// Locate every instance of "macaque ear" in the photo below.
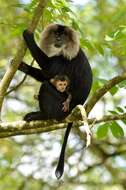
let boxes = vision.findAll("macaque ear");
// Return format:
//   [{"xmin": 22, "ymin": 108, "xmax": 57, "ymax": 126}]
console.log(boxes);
[{"xmin": 50, "ymin": 78, "xmax": 55, "ymax": 84}]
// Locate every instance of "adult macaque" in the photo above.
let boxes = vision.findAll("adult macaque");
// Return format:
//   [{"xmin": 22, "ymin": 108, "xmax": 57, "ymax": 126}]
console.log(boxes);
[{"xmin": 18, "ymin": 24, "xmax": 92, "ymax": 179}]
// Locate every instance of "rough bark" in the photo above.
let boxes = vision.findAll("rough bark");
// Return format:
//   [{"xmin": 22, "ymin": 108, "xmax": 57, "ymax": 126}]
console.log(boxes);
[{"xmin": 0, "ymin": 105, "xmax": 126, "ymax": 138}]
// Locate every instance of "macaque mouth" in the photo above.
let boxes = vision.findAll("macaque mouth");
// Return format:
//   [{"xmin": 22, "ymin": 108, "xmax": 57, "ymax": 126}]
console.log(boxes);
[{"xmin": 54, "ymin": 43, "xmax": 62, "ymax": 48}]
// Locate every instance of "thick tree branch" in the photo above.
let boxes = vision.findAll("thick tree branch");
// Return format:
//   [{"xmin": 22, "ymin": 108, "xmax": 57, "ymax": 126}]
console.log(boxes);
[
  {"xmin": 0, "ymin": 0, "xmax": 48, "ymax": 118},
  {"xmin": 0, "ymin": 105, "xmax": 125, "ymax": 138},
  {"xmin": 85, "ymin": 72, "xmax": 126, "ymax": 114}
]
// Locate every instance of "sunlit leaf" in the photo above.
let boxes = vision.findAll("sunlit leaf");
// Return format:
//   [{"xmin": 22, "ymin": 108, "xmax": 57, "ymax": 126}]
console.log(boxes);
[
  {"xmin": 95, "ymin": 43, "xmax": 104, "ymax": 55},
  {"xmin": 110, "ymin": 122, "xmax": 124, "ymax": 138},
  {"xmin": 97, "ymin": 124, "xmax": 109, "ymax": 139},
  {"xmin": 109, "ymin": 86, "xmax": 119, "ymax": 95},
  {"xmin": 109, "ymin": 110, "xmax": 118, "ymax": 115},
  {"xmin": 105, "ymin": 35, "xmax": 114, "ymax": 41},
  {"xmin": 80, "ymin": 38, "xmax": 94, "ymax": 50},
  {"xmin": 118, "ymin": 80, "xmax": 126, "ymax": 88}
]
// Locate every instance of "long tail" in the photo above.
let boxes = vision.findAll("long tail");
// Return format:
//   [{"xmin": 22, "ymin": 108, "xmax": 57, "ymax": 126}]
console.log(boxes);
[{"xmin": 55, "ymin": 122, "xmax": 73, "ymax": 179}]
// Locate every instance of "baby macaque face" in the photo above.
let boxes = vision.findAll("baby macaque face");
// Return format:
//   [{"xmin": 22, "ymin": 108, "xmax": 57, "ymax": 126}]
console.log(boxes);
[{"xmin": 56, "ymin": 80, "xmax": 68, "ymax": 92}]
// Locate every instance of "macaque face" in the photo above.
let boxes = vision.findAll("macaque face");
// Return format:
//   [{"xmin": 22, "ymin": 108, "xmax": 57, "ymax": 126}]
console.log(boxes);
[
  {"xmin": 46, "ymin": 25, "xmax": 70, "ymax": 48},
  {"xmin": 56, "ymin": 80, "xmax": 68, "ymax": 92},
  {"xmin": 40, "ymin": 23, "xmax": 80, "ymax": 59}
]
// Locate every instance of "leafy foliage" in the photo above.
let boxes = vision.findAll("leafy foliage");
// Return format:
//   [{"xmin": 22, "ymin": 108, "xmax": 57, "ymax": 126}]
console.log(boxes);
[{"xmin": 97, "ymin": 121, "xmax": 124, "ymax": 139}]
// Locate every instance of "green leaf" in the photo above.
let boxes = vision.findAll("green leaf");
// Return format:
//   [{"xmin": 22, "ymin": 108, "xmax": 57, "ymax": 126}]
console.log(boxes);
[
  {"xmin": 116, "ymin": 107, "xmax": 124, "ymax": 113},
  {"xmin": 109, "ymin": 86, "xmax": 118, "ymax": 95},
  {"xmin": 80, "ymin": 39, "xmax": 94, "ymax": 51},
  {"xmin": 98, "ymin": 78, "xmax": 107, "ymax": 85},
  {"xmin": 118, "ymin": 80, "xmax": 126, "ymax": 88},
  {"xmin": 97, "ymin": 124, "xmax": 109, "ymax": 139},
  {"xmin": 109, "ymin": 110, "xmax": 118, "ymax": 115},
  {"xmin": 105, "ymin": 35, "xmax": 114, "ymax": 41},
  {"xmin": 122, "ymin": 120, "xmax": 126, "ymax": 125},
  {"xmin": 62, "ymin": 6, "xmax": 72, "ymax": 13},
  {"xmin": 72, "ymin": 20, "xmax": 80, "ymax": 31},
  {"xmin": 110, "ymin": 122, "xmax": 124, "ymax": 138},
  {"xmin": 95, "ymin": 43, "xmax": 104, "ymax": 55}
]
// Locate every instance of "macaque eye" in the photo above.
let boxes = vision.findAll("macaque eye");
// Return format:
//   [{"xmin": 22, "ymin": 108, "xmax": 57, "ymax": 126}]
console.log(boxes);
[
  {"xmin": 49, "ymin": 29, "xmax": 55, "ymax": 35},
  {"xmin": 58, "ymin": 83, "xmax": 62, "ymax": 86},
  {"xmin": 54, "ymin": 31, "xmax": 58, "ymax": 35},
  {"xmin": 49, "ymin": 30, "xmax": 58, "ymax": 38},
  {"xmin": 63, "ymin": 31, "xmax": 68, "ymax": 36},
  {"xmin": 54, "ymin": 30, "xmax": 60, "ymax": 36},
  {"xmin": 63, "ymin": 81, "xmax": 68, "ymax": 86},
  {"xmin": 63, "ymin": 83, "xmax": 67, "ymax": 86}
]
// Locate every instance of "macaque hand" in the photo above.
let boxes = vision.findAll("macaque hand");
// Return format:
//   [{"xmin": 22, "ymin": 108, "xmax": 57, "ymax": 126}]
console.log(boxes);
[
  {"xmin": 62, "ymin": 101, "xmax": 70, "ymax": 112},
  {"xmin": 23, "ymin": 29, "xmax": 33, "ymax": 38},
  {"xmin": 18, "ymin": 62, "xmax": 29, "ymax": 73}
]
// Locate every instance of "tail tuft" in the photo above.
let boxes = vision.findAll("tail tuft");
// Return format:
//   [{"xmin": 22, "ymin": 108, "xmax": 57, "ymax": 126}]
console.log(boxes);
[{"xmin": 55, "ymin": 123, "xmax": 72, "ymax": 179}]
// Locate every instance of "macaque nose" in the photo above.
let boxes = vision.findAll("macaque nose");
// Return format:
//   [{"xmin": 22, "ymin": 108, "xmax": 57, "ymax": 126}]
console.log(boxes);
[
  {"xmin": 55, "ymin": 39, "xmax": 63, "ymax": 48},
  {"xmin": 56, "ymin": 36, "xmax": 61, "ymax": 41},
  {"xmin": 55, "ymin": 43, "xmax": 62, "ymax": 48}
]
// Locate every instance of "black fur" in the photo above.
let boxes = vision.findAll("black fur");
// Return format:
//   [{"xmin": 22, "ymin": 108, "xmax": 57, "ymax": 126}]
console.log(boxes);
[{"xmin": 19, "ymin": 28, "xmax": 92, "ymax": 178}]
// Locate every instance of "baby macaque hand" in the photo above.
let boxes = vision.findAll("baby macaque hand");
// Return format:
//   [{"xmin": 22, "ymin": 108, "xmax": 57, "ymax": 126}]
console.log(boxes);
[{"xmin": 62, "ymin": 101, "xmax": 70, "ymax": 112}]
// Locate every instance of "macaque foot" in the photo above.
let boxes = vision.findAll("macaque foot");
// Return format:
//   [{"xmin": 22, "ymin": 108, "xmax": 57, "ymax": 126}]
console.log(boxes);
[
  {"xmin": 23, "ymin": 111, "xmax": 45, "ymax": 121},
  {"xmin": 18, "ymin": 62, "xmax": 29, "ymax": 73}
]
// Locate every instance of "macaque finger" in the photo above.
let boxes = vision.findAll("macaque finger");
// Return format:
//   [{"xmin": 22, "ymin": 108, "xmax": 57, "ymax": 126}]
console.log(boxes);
[{"xmin": 62, "ymin": 102, "xmax": 69, "ymax": 112}]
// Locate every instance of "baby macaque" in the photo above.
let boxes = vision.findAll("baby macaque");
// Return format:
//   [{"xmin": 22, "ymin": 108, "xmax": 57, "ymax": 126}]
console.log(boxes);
[{"xmin": 50, "ymin": 75, "xmax": 72, "ymax": 112}]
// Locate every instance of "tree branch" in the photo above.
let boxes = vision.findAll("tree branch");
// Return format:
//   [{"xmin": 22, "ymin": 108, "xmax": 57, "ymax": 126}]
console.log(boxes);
[
  {"xmin": 89, "ymin": 113, "xmax": 126, "ymax": 125},
  {"xmin": 0, "ymin": 0, "xmax": 48, "ymax": 118},
  {"xmin": 0, "ymin": 105, "xmax": 125, "ymax": 138},
  {"xmin": 85, "ymin": 72, "xmax": 126, "ymax": 114}
]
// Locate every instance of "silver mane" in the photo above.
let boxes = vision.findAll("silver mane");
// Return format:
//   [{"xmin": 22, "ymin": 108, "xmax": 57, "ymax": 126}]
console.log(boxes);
[{"xmin": 40, "ymin": 24, "xmax": 80, "ymax": 60}]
